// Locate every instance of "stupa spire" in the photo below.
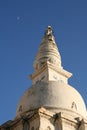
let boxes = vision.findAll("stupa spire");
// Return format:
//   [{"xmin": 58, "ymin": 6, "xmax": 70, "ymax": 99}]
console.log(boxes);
[
  {"xmin": 45, "ymin": 26, "xmax": 52, "ymax": 35},
  {"xmin": 33, "ymin": 26, "xmax": 62, "ymax": 71},
  {"xmin": 30, "ymin": 26, "xmax": 72, "ymax": 84}
]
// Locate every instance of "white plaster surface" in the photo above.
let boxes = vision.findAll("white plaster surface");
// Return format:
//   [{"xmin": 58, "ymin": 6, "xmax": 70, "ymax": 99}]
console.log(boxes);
[{"xmin": 16, "ymin": 81, "xmax": 86, "ymax": 118}]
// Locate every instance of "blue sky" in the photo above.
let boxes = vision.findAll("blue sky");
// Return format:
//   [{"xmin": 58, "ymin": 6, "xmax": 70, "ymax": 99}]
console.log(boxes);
[{"xmin": 0, "ymin": 0, "xmax": 87, "ymax": 125}]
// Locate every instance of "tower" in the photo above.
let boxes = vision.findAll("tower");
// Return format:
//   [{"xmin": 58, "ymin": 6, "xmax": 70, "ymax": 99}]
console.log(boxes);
[{"xmin": 0, "ymin": 26, "xmax": 87, "ymax": 130}]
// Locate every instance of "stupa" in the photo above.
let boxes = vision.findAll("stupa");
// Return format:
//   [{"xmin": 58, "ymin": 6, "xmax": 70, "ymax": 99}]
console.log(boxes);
[{"xmin": 0, "ymin": 26, "xmax": 87, "ymax": 130}]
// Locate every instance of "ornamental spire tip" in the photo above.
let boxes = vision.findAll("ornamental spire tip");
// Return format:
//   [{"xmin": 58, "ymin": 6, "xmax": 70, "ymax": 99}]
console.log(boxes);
[{"xmin": 45, "ymin": 26, "xmax": 53, "ymax": 36}]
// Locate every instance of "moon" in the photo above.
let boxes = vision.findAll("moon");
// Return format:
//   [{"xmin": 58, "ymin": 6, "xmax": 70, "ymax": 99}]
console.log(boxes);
[{"xmin": 17, "ymin": 17, "xmax": 20, "ymax": 20}]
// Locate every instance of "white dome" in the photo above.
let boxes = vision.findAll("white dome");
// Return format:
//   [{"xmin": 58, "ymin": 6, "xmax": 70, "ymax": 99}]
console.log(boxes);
[{"xmin": 16, "ymin": 81, "xmax": 86, "ymax": 118}]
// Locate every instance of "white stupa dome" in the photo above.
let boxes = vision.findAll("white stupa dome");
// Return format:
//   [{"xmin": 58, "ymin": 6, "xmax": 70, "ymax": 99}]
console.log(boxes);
[{"xmin": 16, "ymin": 81, "xmax": 86, "ymax": 118}]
